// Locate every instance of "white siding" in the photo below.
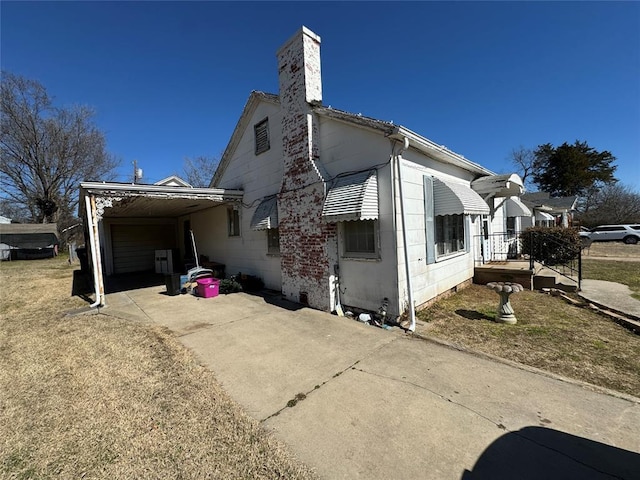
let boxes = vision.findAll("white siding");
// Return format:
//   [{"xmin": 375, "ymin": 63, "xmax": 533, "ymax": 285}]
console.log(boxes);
[
  {"xmin": 193, "ymin": 101, "xmax": 284, "ymax": 290},
  {"xmin": 317, "ymin": 118, "xmax": 399, "ymax": 314},
  {"xmin": 396, "ymin": 160, "xmax": 483, "ymax": 311}
]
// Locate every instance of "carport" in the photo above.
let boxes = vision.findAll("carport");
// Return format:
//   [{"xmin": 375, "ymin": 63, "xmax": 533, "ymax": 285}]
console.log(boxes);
[{"xmin": 79, "ymin": 180, "xmax": 243, "ymax": 307}]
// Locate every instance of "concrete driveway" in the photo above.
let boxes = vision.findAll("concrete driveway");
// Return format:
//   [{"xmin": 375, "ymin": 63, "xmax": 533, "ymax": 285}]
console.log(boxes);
[{"xmin": 102, "ymin": 286, "xmax": 640, "ymax": 479}]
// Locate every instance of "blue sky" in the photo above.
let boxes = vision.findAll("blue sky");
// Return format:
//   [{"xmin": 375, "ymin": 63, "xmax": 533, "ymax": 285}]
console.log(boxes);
[{"xmin": 2, "ymin": 1, "xmax": 639, "ymax": 190}]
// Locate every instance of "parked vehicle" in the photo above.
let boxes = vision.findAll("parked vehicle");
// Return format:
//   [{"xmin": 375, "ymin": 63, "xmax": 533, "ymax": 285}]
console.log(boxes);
[{"xmin": 580, "ymin": 225, "xmax": 640, "ymax": 244}]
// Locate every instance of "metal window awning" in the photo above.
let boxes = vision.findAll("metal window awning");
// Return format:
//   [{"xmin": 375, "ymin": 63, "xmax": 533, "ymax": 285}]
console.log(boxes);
[
  {"xmin": 505, "ymin": 197, "xmax": 532, "ymax": 217},
  {"xmin": 471, "ymin": 173, "xmax": 524, "ymax": 197},
  {"xmin": 322, "ymin": 170, "xmax": 379, "ymax": 223},
  {"xmin": 535, "ymin": 210, "xmax": 554, "ymax": 221},
  {"xmin": 250, "ymin": 196, "xmax": 278, "ymax": 230},
  {"xmin": 433, "ymin": 177, "xmax": 490, "ymax": 216}
]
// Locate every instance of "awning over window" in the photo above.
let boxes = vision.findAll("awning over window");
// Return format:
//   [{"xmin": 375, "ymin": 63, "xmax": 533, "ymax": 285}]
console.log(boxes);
[
  {"xmin": 322, "ymin": 170, "xmax": 378, "ymax": 223},
  {"xmin": 433, "ymin": 177, "xmax": 490, "ymax": 216},
  {"xmin": 505, "ymin": 197, "xmax": 532, "ymax": 217},
  {"xmin": 470, "ymin": 173, "xmax": 524, "ymax": 198},
  {"xmin": 250, "ymin": 197, "xmax": 278, "ymax": 230},
  {"xmin": 535, "ymin": 210, "xmax": 554, "ymax": 221}
]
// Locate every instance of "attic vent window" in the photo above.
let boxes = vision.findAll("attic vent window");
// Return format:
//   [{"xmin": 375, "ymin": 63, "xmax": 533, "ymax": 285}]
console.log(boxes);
[{"xmin": 254, "ymin": 118, "xmax": 270, "ymax": 155}]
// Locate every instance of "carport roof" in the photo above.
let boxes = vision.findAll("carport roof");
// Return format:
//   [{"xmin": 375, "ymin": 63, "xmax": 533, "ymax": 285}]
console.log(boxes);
[{"xmin": 79, "ymin": 182, "xmax": 244, "ymax": 218}]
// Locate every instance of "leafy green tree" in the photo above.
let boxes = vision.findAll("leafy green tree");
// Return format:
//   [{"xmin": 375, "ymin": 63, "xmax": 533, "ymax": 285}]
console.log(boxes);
[{"xmin": 531, "ymin": 141, "xmax": 617, "ymax": 196}]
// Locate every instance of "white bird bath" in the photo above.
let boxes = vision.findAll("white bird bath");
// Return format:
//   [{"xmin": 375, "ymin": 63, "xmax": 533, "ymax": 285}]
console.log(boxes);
[{"xmin": 486, "ymin": 282, "xmax": 524, "ymax": 324}]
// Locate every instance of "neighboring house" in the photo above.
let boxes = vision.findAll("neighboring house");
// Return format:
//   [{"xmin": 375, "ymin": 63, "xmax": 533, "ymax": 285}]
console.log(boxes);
[
  {"xmin": 79, "ymin": 27, "xmax": 525, "ymax": 325},
  {"xmin": 154, "ymin": 175, "xmax": 193, "ymax": 187},
  {"xmin": 521, "ymin": 193, "xmax": 578, "ymax": 228},
  {"xmin": 0, "ymin": 223, "xmax": 59, "ymax": 260}
]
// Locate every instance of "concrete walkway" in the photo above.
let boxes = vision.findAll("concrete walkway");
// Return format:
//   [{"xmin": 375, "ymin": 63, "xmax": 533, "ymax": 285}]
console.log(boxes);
[
  {"xmin": 101, "ymin": 287, "xmax": 640, "ymax": 479},
  {"xmin": 580, "ymin": 279, "xmax": 640, "ymax": 321}
]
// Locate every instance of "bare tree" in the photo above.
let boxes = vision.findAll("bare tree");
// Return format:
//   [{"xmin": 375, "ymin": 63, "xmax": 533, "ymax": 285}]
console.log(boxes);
[
  {"xmin": 578, "ymin": 183, "xmax": 640, "ymax": 226},
  {"xmin": 509, "ymin": 146, "xmax": 535, "ymax": 190},
  {"xmin": 0, "ymin": 72, "xmax": 118, "ymax": 225},
  {"xmin": 182, "ymin": 155, "xmax": 219, "ymax": 188}
]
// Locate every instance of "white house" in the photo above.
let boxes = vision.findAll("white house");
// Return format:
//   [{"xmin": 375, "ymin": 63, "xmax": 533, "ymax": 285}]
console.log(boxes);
[
  {"xmin": 521, "ymin": 193, "xmax": 578, "ymax": 228},
  {"xmin": 80, "ymin": 27, "xmax": 525, "ymax": 328}
]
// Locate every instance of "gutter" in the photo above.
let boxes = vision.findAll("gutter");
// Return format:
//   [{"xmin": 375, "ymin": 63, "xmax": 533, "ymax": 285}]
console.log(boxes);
[
  {"xmin": 80, "ymin": 182, "xmax": 243, "ymax": 199},
  {"xmin": 395, "ymin": 136, "xmax": 416, "ymax": 332},
  {"xmin": 389, "ymin": 127, "xmax": 494, "ymax": 177}
]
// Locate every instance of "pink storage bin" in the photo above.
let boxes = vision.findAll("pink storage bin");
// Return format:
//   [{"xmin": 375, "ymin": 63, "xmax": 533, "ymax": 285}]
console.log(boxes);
[{"xmin": 196, "ymin": 278, "xmax": 220, "ymax": 298}]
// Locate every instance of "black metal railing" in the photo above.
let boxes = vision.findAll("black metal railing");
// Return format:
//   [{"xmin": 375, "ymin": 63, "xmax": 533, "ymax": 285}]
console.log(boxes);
[
  {"xmin": 474, "ymin": 230, "xmax": 582, "ymax": 289},
  {"xmin": 523, "ymin": 230, "xmax": 582, "ymax": 289}
]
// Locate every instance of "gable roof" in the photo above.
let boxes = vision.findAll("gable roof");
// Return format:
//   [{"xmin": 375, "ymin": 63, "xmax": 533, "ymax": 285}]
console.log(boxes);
[
  {"xmin": 211, "ymin": 91, "xmax": 279, "ymax": 187},
  {"xmin": 211, "ymin": 91, "xmax": 494, "ymax": 187},
  {"xmin": 521, "ymin": 193, "xmax": 578, "ymax": 213},
  {"xmin": 155, "ymin": 175, "xmax": 192, "ymax": 187}
]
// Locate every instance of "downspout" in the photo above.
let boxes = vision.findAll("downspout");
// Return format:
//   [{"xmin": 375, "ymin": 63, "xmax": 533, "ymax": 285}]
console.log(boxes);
[
  {"xmin": 395, "ymin": 137, "xmax": 416, "ymax": 332},
  {"xmin": 85, "ymin": 195, "xmax": 104, "ymax": 308}
]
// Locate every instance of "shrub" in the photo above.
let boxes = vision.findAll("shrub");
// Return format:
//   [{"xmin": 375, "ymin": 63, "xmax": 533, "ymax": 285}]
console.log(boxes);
[
  {"xmin": 219, "ymin": 279, "xmax": 243, "ymax": 295},
  {"xmin": 235, "ymin": 273, "xmax": 264, "ymax": 292},
  {"xmin": 519, "ymin": 227, "xmax": 581, "ymax": 266}
]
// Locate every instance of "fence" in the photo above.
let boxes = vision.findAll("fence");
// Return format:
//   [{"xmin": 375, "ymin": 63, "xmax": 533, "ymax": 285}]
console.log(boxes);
[{"xmin": 474, "ymin": 230, "xmax": 582, "ymax": 289}]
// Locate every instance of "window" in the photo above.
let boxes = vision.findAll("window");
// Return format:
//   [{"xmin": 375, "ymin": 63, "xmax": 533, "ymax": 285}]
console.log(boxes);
[
  {"xmin": 267, "ymin": 228, "xmax": 280, "ymax": 254},
  {"xmin": 254, "ymin": 118, "xmax": 270, "ymax": 155},
  {"xmin": 436, "ymin": 215, "xmax": 465, "ymax": 257},
  {"xmin": 343, "ymin": 220, "xmax": 377, "ymax": 257},
  {"xmin": 227, "ymin": 207, "xmax": 240, "ymax": 237},
  {"xmin": 506, "ymin": 217, "xmax": 516, "ymax": 235},
  {"xmin": 593, "ymin": 226, "xmax": 624, "ymax": 232}
]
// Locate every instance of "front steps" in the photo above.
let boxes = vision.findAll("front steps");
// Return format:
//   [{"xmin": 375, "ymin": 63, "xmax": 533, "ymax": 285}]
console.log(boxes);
[{"xmin": 474, "ymin": 262, "xmax": 579, "ymax": 292}]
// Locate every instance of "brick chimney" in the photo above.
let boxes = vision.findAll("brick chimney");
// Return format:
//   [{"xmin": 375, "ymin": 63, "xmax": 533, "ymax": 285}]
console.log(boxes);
[{"xmin": 276, "ymin": 27, "xmax": 337, "ymax": 310}]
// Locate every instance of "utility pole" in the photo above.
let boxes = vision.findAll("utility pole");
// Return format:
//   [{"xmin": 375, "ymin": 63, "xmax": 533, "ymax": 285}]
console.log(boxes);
[{"xmin": 133, "ymin": 160, "xmax": 143, "ymax": 184}]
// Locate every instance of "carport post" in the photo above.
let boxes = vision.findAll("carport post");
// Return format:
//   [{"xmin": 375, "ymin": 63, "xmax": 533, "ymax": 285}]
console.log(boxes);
[{"xmin": 85, "ymin": 195, "xmax": 105, "ymax": 307}]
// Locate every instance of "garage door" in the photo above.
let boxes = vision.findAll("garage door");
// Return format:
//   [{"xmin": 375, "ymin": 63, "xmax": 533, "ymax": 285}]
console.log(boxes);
[{"xmin": 111, "ymin": 224, "xmax": 177, "ymax": 274}]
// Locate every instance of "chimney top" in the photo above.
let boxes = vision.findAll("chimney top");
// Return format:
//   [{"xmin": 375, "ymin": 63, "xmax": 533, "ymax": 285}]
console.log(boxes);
[
  {"xmin": 276, "ymin": 26, "xmax": 321, "ymax": 58},
  {"xmin": 277, "ymin": 26, "xmax": 322, "ymax": 107}
]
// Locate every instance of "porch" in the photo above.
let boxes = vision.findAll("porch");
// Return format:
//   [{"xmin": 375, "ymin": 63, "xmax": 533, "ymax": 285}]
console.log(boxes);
[
  {"xmin": 473, "ymin": 261, "xmax": 579, "ymax": 292},
  {"xmin": 473, "ymin": 232, "xmax": 581, "ymax": 292}
]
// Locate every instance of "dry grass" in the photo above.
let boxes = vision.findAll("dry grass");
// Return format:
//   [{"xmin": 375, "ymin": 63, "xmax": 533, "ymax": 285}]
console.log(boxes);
[
  {"xmin": 417, "ymin": 285, "xmax": 640, "ymax": 397},
  {"xmin": 586, "ymin": 241, "xmax": 640, "ymax": 259},
  {"xmin": 0, "ymin": 256, "xmax": 316, "ymax": 479}
]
